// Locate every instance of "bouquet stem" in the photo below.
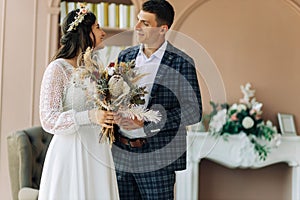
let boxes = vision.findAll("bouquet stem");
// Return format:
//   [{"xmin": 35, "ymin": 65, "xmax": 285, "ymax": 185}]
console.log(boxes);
[{"xmin": 99, "ymin": 126, "xmax": 115, "ymax": 147}]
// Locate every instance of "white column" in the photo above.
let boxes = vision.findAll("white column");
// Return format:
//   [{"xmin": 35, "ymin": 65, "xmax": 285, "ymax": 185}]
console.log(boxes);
[{"xmin": 292, "ymin": 166, "xmax": 300, "ymax": 200}]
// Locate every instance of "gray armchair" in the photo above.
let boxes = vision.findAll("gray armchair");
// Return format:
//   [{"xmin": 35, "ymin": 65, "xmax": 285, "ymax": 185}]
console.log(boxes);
[{"xmin": 7, "ymin": 126, "xmax": 53, "ymax": 200}]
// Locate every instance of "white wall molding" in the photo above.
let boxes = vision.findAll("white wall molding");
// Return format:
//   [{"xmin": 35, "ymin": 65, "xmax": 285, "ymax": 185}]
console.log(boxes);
[
  {"xmin": 29, "ymin": 0, "xmax": 38, "ymax": 126},
  {"xmin": 49, "ymin": 0, "xmax": 60, "ymax": 7},
  {"xmin": 0, "ymin": 0, "xmax": 7, "ymax": 163},
  {"xmin": 45, "ymin": 5, "xmax": 59, "ymax": 66}
]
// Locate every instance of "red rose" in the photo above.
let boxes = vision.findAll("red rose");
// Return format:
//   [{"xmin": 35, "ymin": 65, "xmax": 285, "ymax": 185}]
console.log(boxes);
[{"xmin": 108, "ymin": 62, "xmax": 115, "ymax": 67}]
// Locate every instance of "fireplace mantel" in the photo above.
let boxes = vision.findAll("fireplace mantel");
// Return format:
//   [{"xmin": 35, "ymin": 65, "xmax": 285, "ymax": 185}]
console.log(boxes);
[{"xmin": 175, "ymin": 132, "xmax": 300, "ymax": 200}]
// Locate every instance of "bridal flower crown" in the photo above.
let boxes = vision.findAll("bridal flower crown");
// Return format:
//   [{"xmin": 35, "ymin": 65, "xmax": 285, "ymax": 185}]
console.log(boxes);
[{"xmin": 67, "ymin": 3, "xmax": 89, "ymax": 32}]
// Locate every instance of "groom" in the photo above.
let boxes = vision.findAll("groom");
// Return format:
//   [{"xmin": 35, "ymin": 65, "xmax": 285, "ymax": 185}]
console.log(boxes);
[{"xmin": 112, "ymin": 0, "xmax": 202, "ymax": 199}]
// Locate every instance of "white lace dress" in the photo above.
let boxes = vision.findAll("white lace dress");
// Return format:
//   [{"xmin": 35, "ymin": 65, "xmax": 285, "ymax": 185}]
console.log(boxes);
[{"xmin": 38, "ymin": 58, "xmax": 119, "ymax": 200}]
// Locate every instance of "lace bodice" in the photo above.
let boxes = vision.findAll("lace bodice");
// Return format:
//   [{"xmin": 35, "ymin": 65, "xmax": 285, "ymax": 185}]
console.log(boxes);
[{"xmin": 39, "ymin": 58, "xmax": 91, "ymax": 135}]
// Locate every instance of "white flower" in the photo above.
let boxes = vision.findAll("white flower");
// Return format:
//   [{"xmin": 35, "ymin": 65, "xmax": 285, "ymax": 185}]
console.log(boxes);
[
  {"xmin": 209, "ymin": 109, "xmax": 227, "ymax": 132},
  {"xmin": 266, "ymin": 120, "xmax": 278, "ymax": 133},
  {"xmin": 229, "ymin": 103, "xmax": 237, "ymax": 110},
  {"xmin": 242, "ymin": 116, "xmax": 254, "ymax": 129},
  {"xmin": 240, "ymin": 83, "xmax": 255, "ymax": 104},
  {"xmin": 108, "ymin": 75, "xmax": 129, "ymax": 97},
  {"xmin": 237, "ymin": 104, "xmax": 247, "ymax": 112},
  {"xmin": 106, "ymin": 67, "xmax": 115, "ymax": 76},
  {"xmin": 251, "ymin": 98, "xmax": 263, "ymax": 113},
  {"xmin": 229, "ymin": 103, "xmax": 247, "ymax": 112}
]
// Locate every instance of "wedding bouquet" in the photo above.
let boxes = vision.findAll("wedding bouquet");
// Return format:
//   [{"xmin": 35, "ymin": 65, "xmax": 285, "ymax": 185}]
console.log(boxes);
[
  {"xmin": 208, "ymin": 83, "xmax": 280, "ymax": 160},
  {"xmin": 73, "ymin": 47, "xmax": 161, "ymax": 145}
]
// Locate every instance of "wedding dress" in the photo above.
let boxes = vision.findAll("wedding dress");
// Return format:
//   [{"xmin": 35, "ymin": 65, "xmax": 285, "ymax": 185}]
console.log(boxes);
[{"xmin": 38, "ymin": 58, "xmax": 119, "ymax": 200}]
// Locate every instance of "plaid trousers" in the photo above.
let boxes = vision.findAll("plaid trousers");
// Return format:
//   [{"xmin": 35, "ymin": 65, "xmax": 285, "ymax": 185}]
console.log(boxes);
[
  {"xmin": 112, "ymin": 140, "xmax": 176, "ymax": 200},
  {"xmin": 116, "ymin": 169, "xmax": 175, "ymax": 200}
]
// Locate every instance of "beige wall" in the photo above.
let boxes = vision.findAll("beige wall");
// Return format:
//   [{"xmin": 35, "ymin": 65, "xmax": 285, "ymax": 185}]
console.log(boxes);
[
  {"xmin": 1, "ymin": 0, "xmax": 300, "ymax": 199},
  {"xmin": 171, "ymin": 0, "xmax": 300, "ymax": 132},
  {"xmin": 199, "ymin": 159, "xmax": 292, "ymax": 200}
]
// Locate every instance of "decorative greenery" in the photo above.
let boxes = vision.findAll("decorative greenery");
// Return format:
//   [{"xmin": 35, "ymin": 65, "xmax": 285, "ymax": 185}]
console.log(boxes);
[{"xmin": 208, "ymin": 83, "xmax": 280, "ymax": 160}]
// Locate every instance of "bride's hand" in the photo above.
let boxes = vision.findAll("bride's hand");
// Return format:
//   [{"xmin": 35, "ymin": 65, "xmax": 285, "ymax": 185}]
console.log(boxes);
[{"xmin": 88, "ymin": 110, "xmax": 115, "ymax": 128}]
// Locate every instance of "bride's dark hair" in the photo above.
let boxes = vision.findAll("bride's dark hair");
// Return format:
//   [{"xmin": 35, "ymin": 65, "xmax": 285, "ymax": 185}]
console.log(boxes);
[{"xmin": 52, "ymin": 9, "xmax": 96, "ymax": 60}]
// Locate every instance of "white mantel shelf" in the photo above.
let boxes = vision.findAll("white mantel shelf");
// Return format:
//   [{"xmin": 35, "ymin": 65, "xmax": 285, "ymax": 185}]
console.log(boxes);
[{"xmin": 175, "ymin": 132, "xmax": 300, "ymax": 200}]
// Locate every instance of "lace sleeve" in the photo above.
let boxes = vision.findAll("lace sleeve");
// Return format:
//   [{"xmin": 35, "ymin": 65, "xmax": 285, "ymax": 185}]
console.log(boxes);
[{"xmin": 39, "ymin": 61, "xmax": 91, "ymax": 135}]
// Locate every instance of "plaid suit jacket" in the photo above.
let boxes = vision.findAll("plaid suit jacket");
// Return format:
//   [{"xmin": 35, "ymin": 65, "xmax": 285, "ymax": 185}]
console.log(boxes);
[{"xmin": 113, "ymin": 42, "xmax": 202, "ymax": 173}]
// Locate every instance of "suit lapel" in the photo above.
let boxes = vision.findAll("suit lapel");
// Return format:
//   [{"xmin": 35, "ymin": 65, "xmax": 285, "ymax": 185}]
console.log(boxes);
[
  {"xmin": 149, "ymin": 42, "xmax": 175, "ymax": 103},
  {"xmin": 128, "ymin": 47, "xmax": 139, "ymax": 61}
]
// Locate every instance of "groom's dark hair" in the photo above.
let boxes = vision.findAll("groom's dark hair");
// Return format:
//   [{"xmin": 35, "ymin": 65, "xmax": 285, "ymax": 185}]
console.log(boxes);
[{"xmin": 142, "ymin": 0, "xmax": 175, "ymax": 28}]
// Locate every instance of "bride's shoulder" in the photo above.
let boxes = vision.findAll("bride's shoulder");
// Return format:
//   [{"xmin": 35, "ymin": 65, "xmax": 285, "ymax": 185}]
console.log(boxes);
[
  {"xmin": 50, "ymin": 58, "xmax": 72, "ymax": 68},
  {"xmin": 47, "ymin": 59, "xmax": 73, "ymax": 72},
  {"xmin": 45, "ymin": 59, "xmax": 73, "ymax": 78}
]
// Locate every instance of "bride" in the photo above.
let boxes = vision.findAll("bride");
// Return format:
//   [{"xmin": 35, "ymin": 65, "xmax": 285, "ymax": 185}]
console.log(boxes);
[{"xmin": 38, "ymin": 5, "xmax": 119, "ymax": 200}]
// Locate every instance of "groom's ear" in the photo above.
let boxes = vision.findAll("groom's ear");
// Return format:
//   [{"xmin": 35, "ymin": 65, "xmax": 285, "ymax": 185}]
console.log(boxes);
[{"xmin": 160, "ymin": 25, "xmax": 168, "ymax": 34}]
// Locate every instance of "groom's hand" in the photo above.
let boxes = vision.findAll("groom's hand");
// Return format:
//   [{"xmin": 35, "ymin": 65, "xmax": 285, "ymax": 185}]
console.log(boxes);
[{"xmin": 115, "ymin": 115, "xmax": 144, "ymax": 131}]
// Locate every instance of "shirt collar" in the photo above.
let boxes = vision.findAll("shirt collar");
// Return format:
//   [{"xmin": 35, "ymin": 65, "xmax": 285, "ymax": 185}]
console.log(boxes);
[{"xmin": 138, "ymin": 41, "xmax": 168, "ymax": 60}]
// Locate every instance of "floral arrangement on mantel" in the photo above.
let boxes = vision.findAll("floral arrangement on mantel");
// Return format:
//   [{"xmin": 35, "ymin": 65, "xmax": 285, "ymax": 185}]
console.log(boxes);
[{"xmin": 208, "ymin": 83, "xmax": 281, "ymax": 160}]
